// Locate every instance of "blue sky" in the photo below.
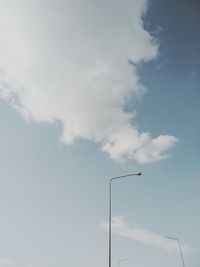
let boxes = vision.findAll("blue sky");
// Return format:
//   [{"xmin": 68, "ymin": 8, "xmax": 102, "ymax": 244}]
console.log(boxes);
[{"xmin": 0, "ymin": 1, "xmax": 199, "ymax": 267}]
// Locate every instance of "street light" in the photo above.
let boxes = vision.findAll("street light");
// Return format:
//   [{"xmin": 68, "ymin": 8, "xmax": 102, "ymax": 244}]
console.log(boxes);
[
  {"xmin": 165, "ymin": 236, "xmax": 185, "ymax": 267},
  {"xmin": 108, "ymin": 172, "xmax": 142, "ymax": 267},
  {"xmin": 118, "ymin": 258, "xmax": 128, "ymax": 267}
]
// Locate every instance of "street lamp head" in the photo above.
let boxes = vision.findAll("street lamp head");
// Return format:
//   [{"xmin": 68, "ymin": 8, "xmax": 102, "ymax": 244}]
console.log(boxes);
[{"xmin": 133, "ymin": 172, "xmax": 142, "ymax": 176}]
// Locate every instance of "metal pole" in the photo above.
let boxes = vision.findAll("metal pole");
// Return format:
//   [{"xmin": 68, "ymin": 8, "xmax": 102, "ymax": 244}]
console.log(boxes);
[
  {"xmin": 109, "ymin": 178, "xmax": 112, "ymax": 267},
  {"xmin": 177, "ymin": 239, "xmax": 185, "ymax": 267},
  {"xmin": 165, "ymin": 236, "xmax": 185, "ymax": 267},
  {"xmin": 108, "ymin": 172, "xmax": 142, "ymax": 267}
]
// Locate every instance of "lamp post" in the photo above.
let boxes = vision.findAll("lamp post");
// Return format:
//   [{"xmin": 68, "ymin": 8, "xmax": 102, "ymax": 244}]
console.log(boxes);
[
  {"xmin": 165, "ymin": 236, "xmax": 185, "ymax": 267},
  {"xmin": 118, "ymin": 258, "xmax": 128, "ymax": 267},
  {"xmin": 108, "ymin": 172, "xmax": 142, "ymax": 267}
]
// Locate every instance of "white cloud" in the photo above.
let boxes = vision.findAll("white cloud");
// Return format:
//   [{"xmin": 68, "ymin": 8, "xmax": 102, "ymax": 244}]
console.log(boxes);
[
  {"xmin": 99, "ymin": 216, "xmax": 190, "ymax": 252},
  {"xmin": 0, "ymin": 0, "xmax": 178, "ymax": 163},
  {"xmin": 0, "ymin": 257, "xmax": 32, "ymax": 267},
  {"xmin": 102, "ymin": 126, "xmax": 178, "ymax": 164}
]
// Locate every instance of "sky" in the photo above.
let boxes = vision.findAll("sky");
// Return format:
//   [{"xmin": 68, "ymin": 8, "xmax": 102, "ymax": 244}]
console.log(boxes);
[{"xmin": 0, "ymin": 0, "xmax": 199, "ymax": 267}]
